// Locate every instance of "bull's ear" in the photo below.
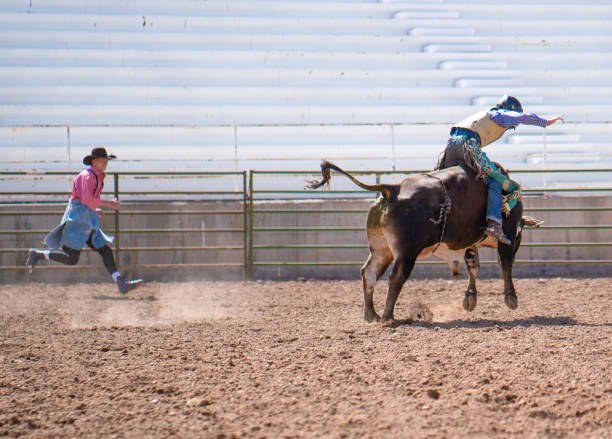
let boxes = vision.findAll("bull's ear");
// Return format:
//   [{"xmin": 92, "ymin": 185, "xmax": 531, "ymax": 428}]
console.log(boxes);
[{"xmin": 522, "ymin": 216, "xmax": 543, "ymax": 228}]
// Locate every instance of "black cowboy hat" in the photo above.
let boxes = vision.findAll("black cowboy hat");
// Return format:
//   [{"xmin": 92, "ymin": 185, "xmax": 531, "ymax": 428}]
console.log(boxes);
[{"xmin": 83, "ymin": 147, "xmax": 117, "ymax": 165}]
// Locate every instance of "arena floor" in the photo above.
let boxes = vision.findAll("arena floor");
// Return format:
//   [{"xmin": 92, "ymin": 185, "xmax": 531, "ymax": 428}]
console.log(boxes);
[{"xmin": 1, "ymin": 277, "xmax": 610, "ymax": 438}]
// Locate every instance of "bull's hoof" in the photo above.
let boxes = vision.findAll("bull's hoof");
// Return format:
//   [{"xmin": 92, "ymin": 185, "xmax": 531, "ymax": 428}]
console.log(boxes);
[
  {"xmin": 384, "ymin": 318, "xmax": 416, "ymax": 327},
  {"xmin": 450, "ymin": 261, "xmax": 463, "ymax": 277},
  {"xmin": 380, "ymin": 314, "xmax": 397, "ymax": 326},
  {"xmin": 381, "ymin": 318, "xmax": 400, "ymax": 328},
  {"xmin": 364, "ymin": 312, "xmax": 381, "ymax": 323},
  {"xmin": 504, "ymin": 293, "xmax": 518, "ymax": 310},
  {"xmin": 462, "ymin": 293, "xmax": 477, "ymax": 312}
]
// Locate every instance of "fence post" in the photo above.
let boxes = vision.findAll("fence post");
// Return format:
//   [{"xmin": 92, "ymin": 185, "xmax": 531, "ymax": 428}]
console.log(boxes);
[
  {"xmin": 114, "ymin": 173, "xmax": 120, "ymax": 269},
  {"xmin": 242, "ymin": 171, "xmax": 249, "ymax": 281},
  {"xmin": 248, "ymin": 171, "xmax": 254, "ymax": 280}
]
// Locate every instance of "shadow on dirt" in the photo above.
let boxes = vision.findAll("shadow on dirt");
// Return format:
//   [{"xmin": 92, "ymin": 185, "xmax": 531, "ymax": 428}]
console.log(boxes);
[
  {"xmin": 405, "ymin": 316, "xmax": 611, "ymax": 329},
  {"xmin": 92, "ymin": 295, "xmax": 156, "ymax": 302}
]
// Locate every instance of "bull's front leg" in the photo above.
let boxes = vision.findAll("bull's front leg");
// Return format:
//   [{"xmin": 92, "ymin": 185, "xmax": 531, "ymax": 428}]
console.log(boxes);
[
  {"xmin": 360, "ymin": 248, "xmax": 393, "ymax": 323},
  {"xmin": 462, "ymin": 247, "xmax": 480, "ymax": 311},
  {"xmin": 498, "ymin": 241, "xmax": 518, "ymax": 310}
]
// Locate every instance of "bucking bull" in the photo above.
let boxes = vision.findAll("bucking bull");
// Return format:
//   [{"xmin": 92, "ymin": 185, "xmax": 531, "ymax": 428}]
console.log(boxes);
[{"xmin": 307, "ymin": 160, "xmax": 542, "ymax": 325}]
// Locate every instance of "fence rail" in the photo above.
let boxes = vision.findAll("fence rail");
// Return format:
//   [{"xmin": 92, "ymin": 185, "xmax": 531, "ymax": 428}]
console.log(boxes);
[{"xmin": 1, "ymin": 168, "xmax": 611, "ymax": 280}]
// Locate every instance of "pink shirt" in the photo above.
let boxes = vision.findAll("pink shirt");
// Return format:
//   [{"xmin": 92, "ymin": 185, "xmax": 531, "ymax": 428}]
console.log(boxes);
[{"xmin": 70, "ymin": 167, "xmax": 105, "ymax": 210}]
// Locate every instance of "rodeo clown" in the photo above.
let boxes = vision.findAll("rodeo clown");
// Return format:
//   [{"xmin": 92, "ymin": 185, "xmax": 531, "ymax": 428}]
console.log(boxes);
[
  {"xmin": 436, "ymin": 95, "xmax": 564, "ymax": 245},
  {"xmin": 26, "ymin": 147, "xmax": 143, "ymax": 294}
]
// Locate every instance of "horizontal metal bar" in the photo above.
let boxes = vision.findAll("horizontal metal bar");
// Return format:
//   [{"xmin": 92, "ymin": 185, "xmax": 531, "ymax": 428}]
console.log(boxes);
[
  {"xmin": 253, "ymin": 227, "xmax": 364, "ymax": 232},
  {"xmin": 512, "ymin": 259, "xmax": 612, "ymax": 264},
  {"xmin": 121, "ymin": 228, "xmax": 243, "ymax": 234},
  {"xmin": 5, "ymin": 224, "xmax": 609, "ymax": 236},
  {"xmin": 0, "ymin": 192, "xmax": 71, "ymax": 195},
  {"xmin": 119, "ymin": 263, "xmax": 245, "ymax": 269},
  {"xmin": 508, "ymin": 242, "xmax": 610, "ymax": 248},
  {"xmin": 0, "ymin": 264, "xmax": 105, "ymax": 270},
  {"xmin": 254, "ymin": 188, "xmax": 612, "ymax": 196},
  {"xmin": 527, "ymin": 225, "xmax": 612, "ymax": 230},
  {"xmin": 251, "ymin": 170, "xmax": 429, "ymax": 176},
  {"xmin": 2, "ymin": 228, "xmax": 244, "ymax": 235},
  {"xmin": 252, "ymin": 197, "xmax": 375, "ymax": 202},
  {"xmin": 524, "ymin": 207, "xmax": 612, "ymax": 212},
  {"xmin": 251, "ymin": 169, "xmax": 612, "ymax": 175},
  {"xmin": 253, "ymin": 209, "xmax": 368, "ymax": 214},
  {"xmin": 0, "ymin": 171, "xmax": 245, "ymax": 176},
  {"xmin": 510, "ymin": 169, "xmax": 612, "ymax": 174},
  {"xmin": 2, "ymin": 208, "xmax": 609, "ymax": 215},
  {"xmin": 254, "ymin": 225, "xmax": 612, "ymax": 233},
  {"xmin": 4, "ymin": 242, "xmax": 607, "ymax": 254},
  {"xmin": 254, "ymin": 261, "xmax": 363, "ymax": 266},
  {"xmin": 115, "ymin": 210, "xmax": 244, "ymax": 215},
  {"xmin": 522, "ymin": 188, "xmax": 612, "ymax": 192},
  {"xmin": 0, "ymin": 246, "xmax": 244, "ymax": 253},
  {"xmin": 3, "ymin": 169, "xmax": 609, "ymax": 177},
  {"xmin": 0, "ymin": 210, "xmax": 245, "ymax": 216},
  {"xmin": 0, "ymin": 211, "xmax": 65, "ymax": 215},
  {"xmin": 121, "ymin": 246, "xmax": 244, "ymax": 251},
  {"xmin": 113, "ymin": 191, "xmax": 245, "ymax": 195},
  {"xmin": 255, "ymin": 188, "xmax": 610, "ymax": 194},
  {"xmin": 254, "ymin": 207, "xmax": 612, "ymax": 214},
  {"xmin": 254, "ymin": 244, "xmax": 367, "ymax": 250},
  {"xmin": 253, "ymin": 190, "xmax": 368, "ymax": 194},
  {"xmin": 5, "ymin": 259, "xmax": 610, "ymax": 271},
  {"xmin": 256, "ymin": 208, "xmax": 612, "ymax": 214},
  {"xmin": 0, "ymin": 263, "xmax": 245, "ymax": 271},
  {"xmin": 255, "ymin": 207, "xmax": 612, "ymax": 215},
  {"xmin": 0, "ymin": 191, "xmax": 244, "ymax": 196},
  {"xmin": 253, "ymin": 259, "xmax": 612, "ymax": 267},
  {"xmin": 252, "ymin": 242, "xmax": 612, "ymax": 250}
]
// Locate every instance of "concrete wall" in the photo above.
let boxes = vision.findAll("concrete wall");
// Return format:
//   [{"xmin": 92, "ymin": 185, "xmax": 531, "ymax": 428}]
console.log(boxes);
[{"xmin": 2, "ymin": 194, "xmax": 610, "ymax": 284}]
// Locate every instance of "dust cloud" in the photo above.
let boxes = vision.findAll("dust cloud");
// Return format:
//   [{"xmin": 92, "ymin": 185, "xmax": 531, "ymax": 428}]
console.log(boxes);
[{"xmin": 61, "ymin": 281, "xmax": 254, "ymax": 329}]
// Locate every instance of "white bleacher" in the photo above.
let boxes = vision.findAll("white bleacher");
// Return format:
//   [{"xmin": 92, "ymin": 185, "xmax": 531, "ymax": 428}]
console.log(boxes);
[{"xmin": 0, "ymin": 0, "xmax": 611, "ymax": 193}]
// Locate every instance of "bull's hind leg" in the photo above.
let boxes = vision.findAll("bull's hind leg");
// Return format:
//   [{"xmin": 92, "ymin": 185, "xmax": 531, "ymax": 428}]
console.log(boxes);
[
  {"xmin": 462, "ymin": 247, "xmax": 480, "ymax": 311},
  {"xmin": 381, "ymin": 253, "xmax": 417, "ymax": 325},
  {"xmin": 360, "ymin": 230, "xmax": 393, "ymax": 323},
  {"xmin": 498, "ymin": 243, "xmax": 518, "ymax": 310}
]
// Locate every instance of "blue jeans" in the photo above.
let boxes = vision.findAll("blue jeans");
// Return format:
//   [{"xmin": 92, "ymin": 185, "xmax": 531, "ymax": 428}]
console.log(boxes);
[
  {"xmin": 486, "ymin": 175, "xmax": 503, "ymax": 225},
  {"xmin": 437, "ymin": 131, "xmax": 509, "ymax": 224}
]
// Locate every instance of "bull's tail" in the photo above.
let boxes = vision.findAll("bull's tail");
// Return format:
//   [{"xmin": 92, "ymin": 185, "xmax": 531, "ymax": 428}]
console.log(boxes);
[{"xmin": 305, "ymin": 160, "xmax": 395, "ymax": 199}]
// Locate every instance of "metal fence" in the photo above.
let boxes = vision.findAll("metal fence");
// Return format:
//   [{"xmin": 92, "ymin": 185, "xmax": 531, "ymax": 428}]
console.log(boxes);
[
  {"xmin": 1, "ymin": 169, "xmax": 611, "ymax": 281},
  {"xmin": 249, "ymin": 169, "xmax": 612, "ymax": 276},
  {"xmin": 0, "ymin": 171, "xmax": 249, "ymax": 279}
]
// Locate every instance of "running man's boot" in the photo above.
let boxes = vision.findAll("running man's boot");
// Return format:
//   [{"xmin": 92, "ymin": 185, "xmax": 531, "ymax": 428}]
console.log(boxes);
[
  {"xmin": 26, "ymin": 249, "xmax": 45, "ymax": 273},
  {"xmin": 116, "ymin": 276, "xmax": 144, "ymax": 294}
]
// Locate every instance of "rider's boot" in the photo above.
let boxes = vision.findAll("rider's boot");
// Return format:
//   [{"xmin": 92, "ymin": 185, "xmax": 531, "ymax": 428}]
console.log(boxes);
[{"xmin": 485, "ymin": 220, "xmax": 512, "ymax": 246}]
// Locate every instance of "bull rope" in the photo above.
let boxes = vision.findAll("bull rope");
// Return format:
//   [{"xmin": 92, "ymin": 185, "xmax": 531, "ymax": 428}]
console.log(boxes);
[{"xmin": 425, "ymin": 174, "xmax": 452, "ymax": 254}]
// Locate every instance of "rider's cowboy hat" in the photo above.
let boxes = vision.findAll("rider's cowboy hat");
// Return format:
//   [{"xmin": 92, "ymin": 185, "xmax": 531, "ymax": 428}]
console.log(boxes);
[{"xmin": 83, "ymin": 147, "xmax": 117, "ymax": 165}]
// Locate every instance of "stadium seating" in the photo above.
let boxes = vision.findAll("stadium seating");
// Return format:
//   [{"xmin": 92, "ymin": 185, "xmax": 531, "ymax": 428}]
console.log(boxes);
[{"xmin": 1, "ymin": 0, "xmax": 611, "ymax": 188}]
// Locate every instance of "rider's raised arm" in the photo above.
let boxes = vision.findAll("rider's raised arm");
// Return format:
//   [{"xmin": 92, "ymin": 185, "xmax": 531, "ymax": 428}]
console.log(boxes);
[{"xmin": 489, "ymin": 108, "xmax": 549, "ymax": 128}]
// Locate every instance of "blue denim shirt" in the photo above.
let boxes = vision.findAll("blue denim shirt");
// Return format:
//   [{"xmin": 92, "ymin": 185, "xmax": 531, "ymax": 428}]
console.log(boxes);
[{"xmin": 45, "ymin": 199, "xmax": 113, "ymax": 250}]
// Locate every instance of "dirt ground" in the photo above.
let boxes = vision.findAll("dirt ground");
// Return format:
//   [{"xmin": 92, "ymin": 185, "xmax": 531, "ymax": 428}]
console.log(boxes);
[{"xmin": 0, "ymin": 277, "xmax": 610, "ymax": 439}]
